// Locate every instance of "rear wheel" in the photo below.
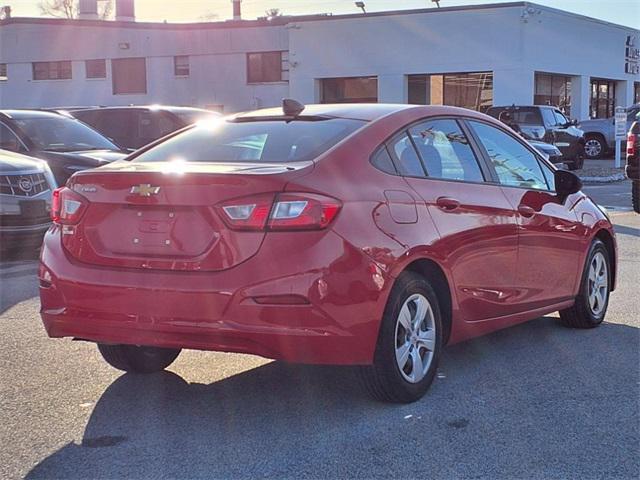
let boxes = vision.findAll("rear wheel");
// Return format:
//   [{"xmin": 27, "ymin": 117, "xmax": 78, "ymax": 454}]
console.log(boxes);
[
  {"xmin": 360, "ymin": 272, "xmax": 443, "ymax": 403},
  {"xmin": 632, "ymin": 181, "xmax": 639, "ymax": 213},
  {"xmin": 560, "ymin": 239, "xmax": 611, "ymax": 328},
  {"xmin": 97, "ymin": 344, "xmax": 181, "ymax": 373},
  {"xmin": 584, "ymin": 134, "xmax": 606, "ymax": 159}
]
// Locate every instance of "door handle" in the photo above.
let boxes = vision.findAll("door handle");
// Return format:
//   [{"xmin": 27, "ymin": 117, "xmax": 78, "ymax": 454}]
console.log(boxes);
[
  {"xmin": 436, "ymin": 197, "xmax": 461, "ymax": 211},
  {"xmin": 517, "ymin": 204, "xmax": 536, "ymax": 218}
]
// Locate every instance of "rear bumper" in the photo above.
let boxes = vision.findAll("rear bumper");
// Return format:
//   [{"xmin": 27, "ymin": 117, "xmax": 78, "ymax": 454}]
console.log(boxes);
[
  {"xmin": 39, "ymin": 227, "xmax": 389, "ymax": 365},
  {"xmin": 0, "ymin": 223, "xmax": 50, "ymax": 250}
]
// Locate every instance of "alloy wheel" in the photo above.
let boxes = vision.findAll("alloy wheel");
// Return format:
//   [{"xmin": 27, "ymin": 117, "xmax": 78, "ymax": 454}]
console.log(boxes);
[
  {"xmin": 394, "ymin": 294, "xmax": 436, "ymax": 383},
  {"xmin": 587, "ymin": 251, "xmax": 608, "ymax": 316},
  {"xmin": 584, "ymin": 138, "xmax": 602, "ymax": 158}
]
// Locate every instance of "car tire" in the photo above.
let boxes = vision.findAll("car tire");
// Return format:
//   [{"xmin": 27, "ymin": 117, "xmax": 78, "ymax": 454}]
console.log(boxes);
[
  {"xmin": 559, "ymin": 239, "xmax": 611, "ymax": 328},
  {"xmin": 97, "ymin": 344, "xmax": 181, "ymax": 373},
  {"xmin": 632, "ymin": 180, "xmax": 640, "ymax": 214},
  {"xmin": 584, "ymin": 134, "xmax": 606, "ymax": 159},
  {"xmin": 360, "ymin": 272, "xmax": 443, "ymax": 403}
]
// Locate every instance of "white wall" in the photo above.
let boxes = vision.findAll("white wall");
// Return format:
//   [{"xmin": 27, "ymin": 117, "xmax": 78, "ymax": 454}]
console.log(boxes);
[
  {"xmin": 289, "ymin": 6, "xmax": 527, "ymax": 103},
  {"xmin": 0, "ymin": 21, "xmax": 289, "ymax": 112}
]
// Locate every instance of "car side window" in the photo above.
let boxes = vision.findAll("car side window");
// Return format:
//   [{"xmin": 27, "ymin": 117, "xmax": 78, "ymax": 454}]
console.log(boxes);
[
  {"xmin": 468, "ymin": 121, "xmax": 549, "ymax": 190},
  {"xmin": 97, "ymin": 111, "xmax": 134, "ymax": 147},
  {"xmin": 370, "ymin": 146, "xmax": 397, "ymax": 175},
  {"xmin": 540, "ymin": 108, "xmax": 557, "ymax": 127},
  {"xmin": 0, "ymin": 123, "xmax": 26, "ymax": 152},
  {"xmin": 388, "ymin": 133, "xmax": 425, "ymax": 177},
  {"xmin": 553, "ymin": 110, "xmax": 568, "ymax": 126},
  {"xmin": 539, "ymin": 160, "xmax": 556, "ymax": 191},
  {"xmin": 408, "ymin": 119, "xmax": 484, "ymax": 182},
  {"xmin": 136, "ymin": 112, "xmax": 177, "ymax": 148}
]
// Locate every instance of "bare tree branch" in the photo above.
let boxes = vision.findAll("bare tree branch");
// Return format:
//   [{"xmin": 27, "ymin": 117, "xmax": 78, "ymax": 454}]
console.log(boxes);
[{"xmin": 38, "ymin": 0, "xmax": 113, "ymax": 19}]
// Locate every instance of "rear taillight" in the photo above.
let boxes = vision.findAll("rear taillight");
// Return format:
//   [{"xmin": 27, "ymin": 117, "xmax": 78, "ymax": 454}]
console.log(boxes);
[
  {"xmin": 628, "ymin": 133, "xmax": 637, "ymax": 157},
  {"xmin": 218, "ymin": 193, "xmax": 341, "ymax": 232},
  {"xmin": 51, "ymin": 187, "xmax": 88, "ymax": 225}
]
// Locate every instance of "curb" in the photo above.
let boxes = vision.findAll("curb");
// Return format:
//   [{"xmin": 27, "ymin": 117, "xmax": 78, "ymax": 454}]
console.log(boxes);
[{"xmin": 579, "ymin": 173, "xmax": 627, "ymax": 184}]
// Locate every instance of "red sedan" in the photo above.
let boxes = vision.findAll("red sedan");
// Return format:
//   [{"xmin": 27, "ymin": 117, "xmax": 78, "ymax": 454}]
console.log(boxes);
[{"xmin": 39, "ymin": 101, "xmax": 617, "ymax": 403}]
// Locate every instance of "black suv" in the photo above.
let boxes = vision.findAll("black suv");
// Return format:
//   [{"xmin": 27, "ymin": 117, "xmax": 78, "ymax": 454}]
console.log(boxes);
[
  {"xmin": 487, "ymin": 105, "xmax": 586, "ymax": 170},
  {"xmin": 68, "ymin": 106, "xmax": 220, "ymax": 151}
]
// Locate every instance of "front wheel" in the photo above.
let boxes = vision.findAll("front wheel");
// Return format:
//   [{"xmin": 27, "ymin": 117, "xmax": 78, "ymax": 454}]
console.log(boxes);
[
  {"xmin": 360, "ymin": 272, "xmax": 443, "ymax": 403},
  {"xmin": 97, "ymin": 344, "xmax": 181, "ymax": 373},
  {"xmin": 560, "ymin": 239, "xmax": 611, "ymax": 328}
]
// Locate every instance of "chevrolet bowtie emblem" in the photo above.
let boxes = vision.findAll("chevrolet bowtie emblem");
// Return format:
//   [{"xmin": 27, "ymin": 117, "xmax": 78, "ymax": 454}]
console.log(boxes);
[{"xmin": 130, "ymin": 184, "xmax": 161, "ymax": 197}]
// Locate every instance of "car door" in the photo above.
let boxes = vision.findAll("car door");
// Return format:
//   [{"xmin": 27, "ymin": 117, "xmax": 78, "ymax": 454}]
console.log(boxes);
[
  {"xmin": 388, "ymin": 117, "xmax": 521, "ymax": 322},
  {"xmin": 466, "ymin": 119, "xmax": 583, "ymax": 310}
]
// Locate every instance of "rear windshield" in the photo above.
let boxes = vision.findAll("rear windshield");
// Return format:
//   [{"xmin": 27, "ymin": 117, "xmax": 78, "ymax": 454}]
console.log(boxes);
[
  {"xmin": 132, "ymin": 118, "xmax": 366, "ymax": 163},
  {"xmin": 487, "ymin": 107, "xmax": 543, "ymax": 125}
]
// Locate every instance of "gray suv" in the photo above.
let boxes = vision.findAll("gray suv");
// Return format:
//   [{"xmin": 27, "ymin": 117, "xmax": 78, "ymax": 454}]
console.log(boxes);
[
  {"xmin": 579, "ymin": 104, "xmax": 640, "ymax": 159},
  {"xmin": 0, "ymin": 149, "xmax": 56, "ymax": 252}
]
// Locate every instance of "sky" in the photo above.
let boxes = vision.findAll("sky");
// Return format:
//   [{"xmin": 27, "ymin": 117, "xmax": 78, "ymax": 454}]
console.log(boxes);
[{"xmin": 7, "ymin": 0, "xmax": 640, "ymax": 28}]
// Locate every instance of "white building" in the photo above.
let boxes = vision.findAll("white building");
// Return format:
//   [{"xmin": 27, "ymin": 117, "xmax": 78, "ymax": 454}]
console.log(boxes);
[{"xmin": 0, "ymin": 0, "xmax": 638, "ymax": 120}]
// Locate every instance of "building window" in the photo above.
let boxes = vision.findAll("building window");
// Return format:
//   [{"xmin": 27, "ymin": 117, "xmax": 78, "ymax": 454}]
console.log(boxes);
[
  {"xmin": 320, "ymin": 77, "xmax": 378, "ymax": 104},
  {"xmin": 112, "ymin": 57, "xmax": 147, "ymax": 95},
  {"xmin": 174, "ymin": 56, "xmax": 190, "ymax": 77},
  {"xmin": 247, "ymin": 51, "xmax": 286, "ymax": 83},
  {"xmin": 32, "ymin": 61, "xmax": 72, "ymax": 80},
  {"xmin": 0, "ymin": 64, "xmax": 6, "ymax": 81},
  {"xmin": 408, "ymin": 72, "xmax": 493, "ymax": 112},
  {"xmin": 635, "ymin": 82, "xmax": 640, "ymax": 104},
  {"xmin": 590, "ymin": 79, "xmax": 616, "ymax": 119},
  {"xmin": 534, "ymin": 72, "xmax": 571, "ymax": 116},
  {"xmin": 85, "ymin": 59, "xmax": 106, "ymax": 79}
]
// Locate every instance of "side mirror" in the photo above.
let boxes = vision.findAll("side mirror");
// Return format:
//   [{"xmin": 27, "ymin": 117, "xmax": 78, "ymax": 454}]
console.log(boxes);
[{"xmin": 555, "ymin": 169, "xmax": 582, "ymax": 196}]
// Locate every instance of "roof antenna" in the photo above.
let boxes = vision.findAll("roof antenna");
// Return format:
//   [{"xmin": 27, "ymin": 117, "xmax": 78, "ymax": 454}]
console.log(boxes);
[{"xmin": 282, "ymin": 98, "xmax": 305, "ymax": 116}]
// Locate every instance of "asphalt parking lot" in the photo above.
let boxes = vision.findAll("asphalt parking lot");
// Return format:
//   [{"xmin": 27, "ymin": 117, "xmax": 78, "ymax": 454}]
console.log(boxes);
[{"xmin": 0, "ymin": 211, "xmax": 638, "ymax": 479}]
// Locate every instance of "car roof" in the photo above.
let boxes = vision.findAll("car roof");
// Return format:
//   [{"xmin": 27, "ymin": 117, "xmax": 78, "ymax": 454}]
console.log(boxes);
[
  {"xmin": 233, "ymin": 103, "xmax": 427, "ymax": 122},
  {"xmin": 70, "ymin": 105, "xmax": 215, "ymax": 114},
  {"xmin": 0, "ymin": 109, "xmax": 71, "ymax": 120}
]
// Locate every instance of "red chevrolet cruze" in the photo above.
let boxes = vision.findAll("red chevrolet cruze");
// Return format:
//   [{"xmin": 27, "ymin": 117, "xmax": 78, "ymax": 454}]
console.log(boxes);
[{"xmin": 40, "ymin": 101, "xmax": 617, "ymax": 403}]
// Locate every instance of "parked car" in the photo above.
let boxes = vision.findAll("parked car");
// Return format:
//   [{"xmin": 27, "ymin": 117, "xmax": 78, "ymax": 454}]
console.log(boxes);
[
  {"xmin": 493, "ymin": 109, "xmax": 564, "ymax": 166},
  {"xmin": 528, "ymin": 140, "xmax": 563, "ymax": 165},
  {"xmin": 579, "ymin": 104, "xmax": 640, "ymax": 159},
  {"xmin": 0, "ymin": 149, "xmax": 56, "ymax": 252},
  {"xmin": 68, "ymin": 106, "xmax": 220, "ymax": 151},
  {"xmin": 486, "ymin": 105, "xmax": 585, "ymax": 170},
  {"xmin": 40, "ymin": 101, "xmax": 617, "ymax": 403},
  {"xmin": 0, "ymin": 110, "xmax": 128, "ymax": 185},
  {"xmin": 626, "ymin": 115, "xmax": 640, "ymax": 213}
]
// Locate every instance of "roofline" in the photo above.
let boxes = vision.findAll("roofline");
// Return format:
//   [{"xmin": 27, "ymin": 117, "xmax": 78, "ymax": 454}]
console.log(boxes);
[{"xmin": 1, "ymin": 2, "xmax": 635, "ymax": 32}]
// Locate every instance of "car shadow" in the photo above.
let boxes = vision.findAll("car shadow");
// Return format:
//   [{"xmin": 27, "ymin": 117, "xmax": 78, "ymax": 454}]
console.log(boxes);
[
  {"xmin": 614, "ymin": 223, "xmax": 640, "ymax": 237},
  {"xmin": 0, "ymin": 248, "xmax": 40, "ymax": 315},
  {"xmin": 25, "ymin": 315, "xmax": 639, "ymax": 479}
]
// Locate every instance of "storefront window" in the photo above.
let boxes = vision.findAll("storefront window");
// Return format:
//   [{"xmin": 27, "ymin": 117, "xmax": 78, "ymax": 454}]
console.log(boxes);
[
  {"xmin": 407, "ymin": 72, "xmax": 493, "ymax": 112},
  {"xmin": 590, "ymin": 78, "xmax": 616, "ymax": 119},
  {"xmin": 320, "ymin": 77, "xmax": 378, "ymax": 104},
  {"xmin": 534, "ymin": 73, "xmax": 571, "ymax": 116}
]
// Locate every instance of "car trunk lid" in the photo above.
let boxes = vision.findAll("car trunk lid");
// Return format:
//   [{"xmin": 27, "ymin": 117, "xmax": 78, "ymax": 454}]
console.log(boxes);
[{"xmin": 64, "ymin": 161, "xmax": 312, "ymax": 271}]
